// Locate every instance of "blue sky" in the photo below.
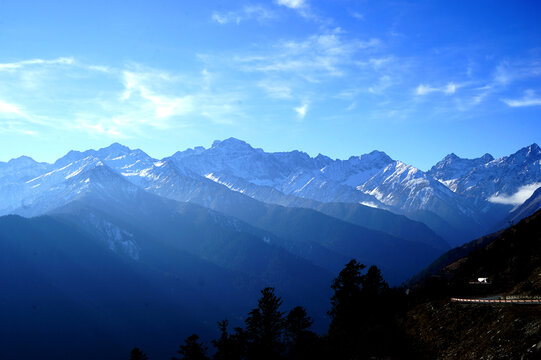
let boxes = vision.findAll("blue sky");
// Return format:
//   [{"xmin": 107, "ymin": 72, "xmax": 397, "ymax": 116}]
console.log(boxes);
[{"xmin": 0, "ymin": 0, "xmax": 540, "ymax": 170}]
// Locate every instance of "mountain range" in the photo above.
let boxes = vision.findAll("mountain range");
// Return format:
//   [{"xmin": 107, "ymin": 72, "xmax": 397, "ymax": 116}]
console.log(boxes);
[{"xmin": 0, "ymin": 139, "xmax": 539, "ymax": 358}]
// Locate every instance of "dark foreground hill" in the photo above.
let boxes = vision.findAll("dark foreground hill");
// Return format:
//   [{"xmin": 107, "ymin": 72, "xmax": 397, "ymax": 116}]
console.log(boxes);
[{"xmin": 405, "ymin": 209, "xmax": 541, "ymax": 359}]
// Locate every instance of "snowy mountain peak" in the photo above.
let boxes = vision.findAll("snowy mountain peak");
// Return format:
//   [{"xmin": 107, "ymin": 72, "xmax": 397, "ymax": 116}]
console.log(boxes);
[
  {"xmin": 438, "ymin": 152, "xmax": 494, "ymax": 166},
  {"xmin": 211, "ymin": 137, "xmax": 253, "ymax": 150},
  {"xmin": 315, "ymin": 153, "xmax": 332, "ymax": 163},
  {"xmin": 507, "ymin": 143, "xmax": 541, "ymax": 164},
  {"xmin": 99, "ymin": 142, "xmax": 131, "ymax": 155},
  {"xmin": 55, "ymin": 143, "xmax": 144, "ymax": 165},
  {"xmin": 480, "ymin": 153, "xmax": 494, "ymax": 163},
  {"xmin": 6, "ymin": 155, "xmax": 41, "ymax": 167},
  {"xmin": 357, "ymin": 150, "xmax": 393, "ymax": 164},
  {"xmin": 428, "ymin": 151, "xmax": 497, "ymax": 182},
  {"xmin": 442, "ymin": 153, "xmax": 459, "ymax": 161},
  {"xmin": 54, "ymin": 149, "xmax": 87, "ymax": 167},
  {"xmin": 522, "ymin": 143, "xmax": 540, "ymax": 157}
]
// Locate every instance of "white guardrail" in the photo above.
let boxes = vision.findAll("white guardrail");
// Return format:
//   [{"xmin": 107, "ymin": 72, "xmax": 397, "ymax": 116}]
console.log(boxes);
[{"xmin": 451, "ymin": 297, "xmax": 541, "ymax": 304}]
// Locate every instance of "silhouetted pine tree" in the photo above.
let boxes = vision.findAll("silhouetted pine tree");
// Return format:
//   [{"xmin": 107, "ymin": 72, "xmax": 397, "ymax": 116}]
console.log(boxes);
[
  {"xmin": 362, "ymin": 265, "xmax": 389, "ymax": 297},
  {"xmin": 285, "ymin": 306, "xmax": 312, "ymax": 344},
  {"xmin": 328, "ymin": 259, "xmax": 366, "ymax": 359},
  {"xmin": 212, "ymin": 320, "xmax": 246, "ymax": 360},
  {"xmin": 284, "ymin": 306, "xmax": 323, "ymax": 360},
  {"xmin": 359, "ymin": 265, "xmax": 393, "ymax": 357},
  {"xmin": 172, "ymin": 334, "xmax": 210, "ymax": 360},
  {"xmin": 327, "ymin": 260, "xmax": 410, "ymax": 359},
  {"xmin": 245, "ymin": 287, "xmax": 284, "ymax": 360},
  {"xmin": 130, "ymin": 347, "xmax": 148, "ymax": 360}
]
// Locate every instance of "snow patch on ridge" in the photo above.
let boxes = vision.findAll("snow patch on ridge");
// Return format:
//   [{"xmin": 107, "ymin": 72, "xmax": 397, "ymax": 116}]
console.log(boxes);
[
  {"xmin": 205, "ymin": 173, "xmax": 246, "ymax": 194},
  {"xmin": 86, "ymin": 213, "xmax": 140, "ymax": 260},
  {"xmin": 360, "ymin": 201, "xmax": 379, "ymax": 208}
]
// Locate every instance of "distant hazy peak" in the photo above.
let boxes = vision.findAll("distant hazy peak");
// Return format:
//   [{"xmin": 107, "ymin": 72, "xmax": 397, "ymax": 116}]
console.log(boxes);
[
  {"xmin": 6, "ymin": 155, "xmax": 40, "ymax": 166},
  {"xmin": 356, "ymin": 150, "xmax": 394, "ymax": 164},
  {"xmin": 438, "ymin": 151, "xmax": 493, "ymax": 164},
  {"xmin": 315, "ymin": 153, "xmax": 332, "ymax": 162},
  {"xmin": 99, "ymin": 142, "xmax": 131, "ymax": 153},
  {"xmin": 211, "ymin": 137, "xmax": 253, "ymax": 150}
]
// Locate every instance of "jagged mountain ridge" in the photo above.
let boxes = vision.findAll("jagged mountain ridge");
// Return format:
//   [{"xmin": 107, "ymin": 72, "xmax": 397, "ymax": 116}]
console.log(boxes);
[
  {"xmin": 4, "ymin": 153, "xmax": 442, "ymax": 283},
  {"xmin": 428, "ymin": 143, "xmax": 541, "ymax": 206},
  {"xmin": 0, "ymin": 141, "xmax": 448, "ymax": 250},
  {"xmin": 1, "ymin": 139, "xmax": 539, "ymax": 246},
  {"xmin": 170, "ymin": 139, "xmax": 540, "ymax": 243}
]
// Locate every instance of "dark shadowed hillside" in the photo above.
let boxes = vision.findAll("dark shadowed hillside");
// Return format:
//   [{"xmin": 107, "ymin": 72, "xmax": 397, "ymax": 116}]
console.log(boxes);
[{"xmin": 405, "ymin": 210, "xmax": 541, "ymax": 359}]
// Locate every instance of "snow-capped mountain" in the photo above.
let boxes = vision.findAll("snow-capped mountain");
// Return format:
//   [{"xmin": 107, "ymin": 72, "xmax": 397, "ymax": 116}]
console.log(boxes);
[
  {"xmin": 1, "ymin": 139, "xmax": 539, "ymax": 246},
  {"xmin": 0, "ymin": 155, "xmax": 49, "ymax": 182},
  {"xmin": 0, "ymin": 143, "xmax": 156, "ymax": 216},
  {"xmin": 169, "ymin": 138, "xmax": 490, "ymax": 241},
  {"xmin": 358, "ymin": 160, "xmax": 484, "ymax": 225},
  {"xmin": 0, "ymin": 156, "xmax": 50, "ymax": 214},
  {"xmin": 427, "ymin": 152, "xmax": 494, "ymax": 191},
  {"xmin": 428, "ymin": 144, "xmax": 541, "ymax": 207},
  {"xmin": 171, "ymin": 138, "xmax": 388, "ymax": 206},
  {"xmin": 53, "ymin": 142, "xmax": 159, "ymax": 186},
  {"xmin": 14, "ymin": 159, "xmax": 141, "ymax": 217}
]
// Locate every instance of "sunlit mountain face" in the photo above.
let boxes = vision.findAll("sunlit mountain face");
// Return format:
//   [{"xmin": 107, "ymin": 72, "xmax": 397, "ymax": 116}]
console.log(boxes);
[{"xmin": 2, "ymin": 140, "xmax": 539, "ymax": 240}]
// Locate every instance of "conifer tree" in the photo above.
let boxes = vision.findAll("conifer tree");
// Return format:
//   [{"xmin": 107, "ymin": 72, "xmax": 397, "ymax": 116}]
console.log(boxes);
[
  {"xmin": 362, "ymin": 265, "xmax": 389, "ymax": 297},
  {"xmin": 212, "ymin": 320, "xmax": 246, "ymax": 360},
  {"xmin": 284, "ymin": 306, "xmax": 312, "ymax": 344},
  {"xmin": 284, "ymin": 306, "xmax": 322, "ymax": 360},
  {"xmin": 328, "ymin": 259, "xmax": 366, "ymax": 359},
  {"xmin": 173, "ymin": 334, "xmax": 210, "ymax": 360},
  {"xmin": 245, "ymin": 287, "xmax": 285, "ymax": 360},
  {"xmin": 130, "ymin": 347, "xmax": 148, "ymax": 360}
]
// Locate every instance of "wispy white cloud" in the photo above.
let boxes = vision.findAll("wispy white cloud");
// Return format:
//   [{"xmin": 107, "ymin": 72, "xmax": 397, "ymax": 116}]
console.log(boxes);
[
  {"xmin": 352, "ymin": 12, "xmax": 364, "ymax": 20},
  {"xmin": 488, "ymin": 183, "xmax": 541, "ymax": 206},
  {"xmin": 336, "ymin": 88, "xmax": 361, "ymax": 99},
  {"xmin": 212, "ymin": 5, "xmax": 275, "ymax": 25},
  {"xmin": 0, "ymin": 100, "xmax": 24, "ymax": 115},
  {"xmin": 0, "ymin": 57, "xmax": 246, "ymax": 138},
  {"xmin": 237, "ymin": 29, "xmax": 380, "ymax": 80},
  {"xmin": 121, "ymin": 70, "xmax": 194, "ymax": 121},
  {"xmin": 0, "ymin": 98, "xmax": 49, "ymax": 127},
  {"xmin": 0, "ymin": 57, "xmax": 74, "ymax": 71},
  {"xmin": 493, "ymin": 60, "xmax": 541, "ymax": 85},
  {"xmin": 345, "ymin": 102, "xmax": 357, "ymax": 111},
  {"xmin": 258, "ymin": 80, "xmax": 293, "ymax": 99},
  {"xmin": 367, "ymin": 57, "xmax": 392, "ymax": 70},
  {"xmin": 274, "ymin": 0, "xmax": 322, "ymax": 21},
  {"xmin": 471, "ymin": 91, "xmax": 489, "ymax": 105},
  {"xmin": 294, "ymin": 103, "xmax": 308, "ymax": 119},
  {"xmin": 276, "ymin": 0, "xmax": 306, "ymax": 10},
  {"xmin": 74, "ymin": 117, "xmax": 125, "ymax": 138},
  {"xmin": 369, "ymin": 75, "xmax": 393, "ymax": 94},
  {"xmin": 502, "ymin": 90, "xmax": 541, "ymax": 107},
  {"xmin": 0, "ymin": 119, "xmax": 37, "ymax": 135},
  {"xmin": 87, "ymin": 65, "xmax": 111, "ymax": 73},
  {"xmin": 415, "ymin": 82, "xmax": 458, "ymax": 95}
]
